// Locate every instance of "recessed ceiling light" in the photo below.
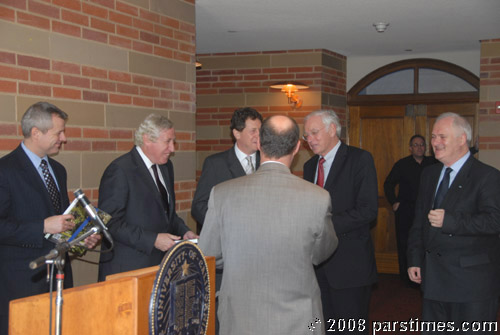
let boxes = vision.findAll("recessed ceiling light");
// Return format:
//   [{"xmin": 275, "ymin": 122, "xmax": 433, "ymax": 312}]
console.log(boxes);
[
  {"xmin": 373, "ymin": 22, "xmax": 389, "ymax": 33},
  {"xmin": 227, "ymin": 30, "xmax": 238, "ymax": 33}
]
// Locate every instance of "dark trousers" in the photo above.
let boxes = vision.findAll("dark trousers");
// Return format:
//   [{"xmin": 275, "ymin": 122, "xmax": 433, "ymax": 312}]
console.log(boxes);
[
  {"xmin": 394, "ymin": 202, "xmax": 415, "ymax": 282},
  {"xmin": 422, "ymin": 298, "xmax": 499, "ymax": 334},
  {"xmin": 316, "ymin": 271, "xmax": 371, "ymax": 334}
]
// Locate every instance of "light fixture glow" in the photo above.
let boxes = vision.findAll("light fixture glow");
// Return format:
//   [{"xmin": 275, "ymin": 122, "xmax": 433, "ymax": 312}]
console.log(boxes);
[{"xmin": 270, "ymin": 81, "xmax": 309, "ymax": 108}]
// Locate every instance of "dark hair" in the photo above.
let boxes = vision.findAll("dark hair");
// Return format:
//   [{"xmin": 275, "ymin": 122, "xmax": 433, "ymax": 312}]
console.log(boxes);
[
  {"xmin": 259, "ymin": 116, "xmax": 299, "ymax": 158},
  {"xmin": 21, "ymin": 102, "xmax": 68, "ymax": 138},
  {"xmin": 409, "ymin": 134, "xmax": 425, "ymax": 146},
  {"xmin": 230, "ymin": 107, "xmax": 263, "ymax": 132}
]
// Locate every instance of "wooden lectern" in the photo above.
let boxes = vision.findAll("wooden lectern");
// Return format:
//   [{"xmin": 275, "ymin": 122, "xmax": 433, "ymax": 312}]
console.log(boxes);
[{"xmin": 9, "ymin": 256, "xmax": 215, "ymax": 335}]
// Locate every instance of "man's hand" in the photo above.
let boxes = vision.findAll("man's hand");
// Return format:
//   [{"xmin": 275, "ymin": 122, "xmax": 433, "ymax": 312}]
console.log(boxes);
[
  {"xmin": 183, "ymin": 231, "xmax": 198, "ymax": 240},
  {"xmin": 392, "ymin": 202, "xmax": 400, "ymax": 212},
  {"xmin": 43, "ymin": 214, "xmax": 75, "ymax": 234},
  {"xmin": 154, "ymin": 233, "xmax": 180, "ymax": 252},
  {"xmin": 408, "ymin": 266, "xmax": 422, "ymax": 284},
  {"xmin": 428, "ymin": 209, "xmax": 445, "ymax": 228},
  {"xmin": 83, "ymin": 234, "xmax": 101, "ymax": 249}
]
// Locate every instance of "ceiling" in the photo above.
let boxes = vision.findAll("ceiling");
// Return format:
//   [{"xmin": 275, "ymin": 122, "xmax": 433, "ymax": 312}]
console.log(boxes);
[{"xmin": 195, "ymin": 0, "xmax": 500, "ymax": 57}]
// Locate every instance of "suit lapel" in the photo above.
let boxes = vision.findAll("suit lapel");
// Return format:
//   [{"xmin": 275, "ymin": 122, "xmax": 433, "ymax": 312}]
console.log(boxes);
[
  {"xmin": 158, "ymin": 163, "xmax": 175, "ymax": 218},
  {"xmin": 15, "ymin": 146, "xmax": 55, "ymax": 213},
  {"xmin": 227, "ymin": 147, "xmax": 246, "ymax": 178},
  {"xmin": 440, "ymin": 156, "xmax": 474, "ymax": 210},
  {"xmin": 130, "ymin": 148, "xmax": 166, "ymax": 212},
  {"xmin": 323, "ymin": 142, "xmax": 347, "ymax": 190}
]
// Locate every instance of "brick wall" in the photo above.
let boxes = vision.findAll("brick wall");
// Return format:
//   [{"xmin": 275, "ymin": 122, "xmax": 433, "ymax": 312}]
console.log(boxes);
[
  {"xmin": 195, "ymin": 49, "xmax": 347, "ymax": 179},
  {"xmin": 479, "ymin": 39, "xmax": 500, "ymax": 169},
  {"xmin": 0, "ymin": 0, "xmax": 196, "ymax": 285}
]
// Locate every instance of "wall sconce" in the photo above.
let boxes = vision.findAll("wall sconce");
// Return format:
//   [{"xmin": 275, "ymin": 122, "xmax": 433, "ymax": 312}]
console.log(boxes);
[
  {"xmin": 195, "ymin": 61, "xmax": 202, "ymax": 69},
  {"xmin": 270, "ymin": 81, "xmax": 309, "ymax": 108}
]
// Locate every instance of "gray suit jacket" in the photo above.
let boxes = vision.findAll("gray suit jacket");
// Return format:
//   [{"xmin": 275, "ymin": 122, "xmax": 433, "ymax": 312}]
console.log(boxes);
[{"xmin": 199, "ymin": 162, "xmax": 337, "ymax": 335}]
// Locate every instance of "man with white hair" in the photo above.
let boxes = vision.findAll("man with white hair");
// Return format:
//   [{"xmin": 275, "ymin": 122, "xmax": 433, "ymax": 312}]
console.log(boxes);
[
  {"xmin": 408, "ymin": 112, "xmax": 500, "ymax": 334},
  {"xmin": 98, "ymin": 114, "xmax": 197, "ymax": 280}
]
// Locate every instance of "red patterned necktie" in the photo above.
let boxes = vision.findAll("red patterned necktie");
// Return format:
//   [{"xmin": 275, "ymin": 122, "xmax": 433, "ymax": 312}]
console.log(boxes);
[{"xmin": 316, "ymin": 157, "xmax": 326, "ymax": 188}]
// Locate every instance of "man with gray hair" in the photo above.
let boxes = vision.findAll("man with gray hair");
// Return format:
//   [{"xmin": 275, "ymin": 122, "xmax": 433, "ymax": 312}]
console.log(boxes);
[
  {"xmin": 303, "ymin": 109, "xmax": 378, "ymax": 334},
  {"xmin": 98, "ymin": 114, "xmax": 197, "ymax": 281},
  {"xmin": 199, "ymin": 115, "xmax": 337, "ymax": 335},
  {"xmin": 0, "ymin": 102, "xmax": 99, "ymax": 335},
  {"xmin": 408, "ymin": 112, "xmax": 500, "ymax": 334}
]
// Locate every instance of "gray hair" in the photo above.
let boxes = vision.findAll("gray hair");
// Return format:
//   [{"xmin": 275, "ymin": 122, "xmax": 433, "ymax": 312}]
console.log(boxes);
[
  {"xmin": 304, "ymin": 110, "xmax": 342, "ymax": 138},
  {"xmin": 134, "ymin": 114, "xmax": 174, "ymax": 146},
  {"xmin": 436, "ymin": 112, "xmax": 472, "ymax": 146},
  {"xmin": 21, "ymin": 102, "xmax": 68, "ymax": 138},
  {"xmin": 259, "ymin": 115, "xmax": 299, "ymax": 159}
]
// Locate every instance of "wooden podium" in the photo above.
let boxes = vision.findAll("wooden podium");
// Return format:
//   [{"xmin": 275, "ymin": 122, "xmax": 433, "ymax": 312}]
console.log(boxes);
[{"xmin": 9, "ymin": 256, "xmax": 215, "ymax": 335}]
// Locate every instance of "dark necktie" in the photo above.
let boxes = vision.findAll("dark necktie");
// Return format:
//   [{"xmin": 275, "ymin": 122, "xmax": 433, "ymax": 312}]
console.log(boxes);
[
  {"xmin": 152, "ymin": 164, "xmax": 170, "ymax": 215},
  {"xmin": 433, "ymin": 167, "xmax": 452, "ymax": 209},
  {"xmin": 316, "ymin": 157, "xmax": 326, "ymax": 188},
  {"xmin": 40, "ymin": 159, "xmax": 61, "ymax": 214}
]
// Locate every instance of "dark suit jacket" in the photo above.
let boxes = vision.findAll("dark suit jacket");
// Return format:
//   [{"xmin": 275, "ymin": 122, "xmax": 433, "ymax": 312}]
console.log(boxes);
[
  {"xmin": 303, "ymin": 142, "xmax": 378, "ymax": 288},
  {"xmin": 0, "ymin": 145, "xmax": 72, "ymax": 334},
  {"xmin": 407, "ymin": 155, "xmax": 500, "ymax": 302},
  {"xmin": 191, "ymin": 147, "xmax": 260, "ymax": 225},
  {"xmin": 98, "ymin": 147, "xmax": 190, "ymax": 281}
]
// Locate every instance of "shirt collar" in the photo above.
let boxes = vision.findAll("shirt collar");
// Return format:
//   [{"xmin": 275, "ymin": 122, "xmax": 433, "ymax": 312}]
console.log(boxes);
[
  {"xmin": 234, "ymin": 143, "xmax": 256, "ymax": 163},
  {"xmin": 136, "ymin": 145, "xmax": 155, "ymax": 169},
  {"xmin": 21, "ymin": 141, "xmax": 46, "ymax": 168}
]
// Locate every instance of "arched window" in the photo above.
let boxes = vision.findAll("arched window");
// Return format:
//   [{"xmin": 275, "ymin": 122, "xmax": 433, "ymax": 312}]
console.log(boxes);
[{"xmin": 348, "ymin": 59, "xmax": 479, "ymax": 105}]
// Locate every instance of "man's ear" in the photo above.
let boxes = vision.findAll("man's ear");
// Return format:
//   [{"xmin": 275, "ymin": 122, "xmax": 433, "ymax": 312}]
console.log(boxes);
[
  {"xmin": 292, "ymin": 140, "xmax": 301, "ymax": 156},
  {"xmin": 233, "ymin": 128, "xmax": 241, "ymax": 141}
]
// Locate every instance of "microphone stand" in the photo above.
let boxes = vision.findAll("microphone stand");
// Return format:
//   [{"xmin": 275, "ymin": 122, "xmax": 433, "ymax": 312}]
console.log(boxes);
[{"xmin": 30, "ymin": 226, "xmax": 100, "ymax": 335}]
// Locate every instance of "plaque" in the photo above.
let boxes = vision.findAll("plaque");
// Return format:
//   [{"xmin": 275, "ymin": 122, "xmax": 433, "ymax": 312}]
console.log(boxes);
[{"xmin": 149, "ymin": 241, "xmax": 210, "ymax": 335}]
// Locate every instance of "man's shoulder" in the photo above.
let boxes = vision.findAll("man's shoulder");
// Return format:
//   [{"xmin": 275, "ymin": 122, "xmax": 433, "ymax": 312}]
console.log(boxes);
[
  {"xmin": 204, "ymin": 147, "xmax": 233, "ymax": 163},
  {"xmin": 0, "ymin": 145, "xmax": 26, "ymax": 169}
]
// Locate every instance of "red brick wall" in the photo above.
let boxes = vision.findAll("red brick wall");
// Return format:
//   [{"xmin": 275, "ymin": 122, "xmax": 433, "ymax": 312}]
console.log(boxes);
[{"xmin": 0, "ymin": 0, "xmax": 196, "ymax": 214}]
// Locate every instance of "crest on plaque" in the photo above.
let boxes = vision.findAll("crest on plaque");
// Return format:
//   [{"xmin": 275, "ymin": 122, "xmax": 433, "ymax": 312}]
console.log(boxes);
[{"xmin": 149, "ymin": 241, "xmax": 210, "ymax": 335}]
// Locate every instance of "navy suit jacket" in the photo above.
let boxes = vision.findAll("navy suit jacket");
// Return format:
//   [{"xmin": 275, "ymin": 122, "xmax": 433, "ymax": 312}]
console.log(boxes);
[
  {"xmin": 407, "ymin": 155, "xmax": 500, "ymax": 302},
  {"xmin": 98, "ymin": 147, "xmax": 190, "ymax": 281},
  {"xmin": 0, "ymin": 145, "xmax": 72, "ymax": 334},
  {"xmin": 191, "ymin": 147, "xmax": 260, "ymax": 225},
  {"xmin": 303, "ymin": 142, "xmax": 378, "ymax": 288}
]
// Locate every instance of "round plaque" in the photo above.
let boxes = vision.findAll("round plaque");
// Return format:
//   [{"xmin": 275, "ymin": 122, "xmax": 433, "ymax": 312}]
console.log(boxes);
[{"xmin": 149, "ymin": 241, "xmax": 210, "ymax": 335}]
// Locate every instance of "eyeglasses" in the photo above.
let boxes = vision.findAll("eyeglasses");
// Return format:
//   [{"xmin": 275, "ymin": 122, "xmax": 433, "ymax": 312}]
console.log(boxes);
[
  {"xmin": 302, "ymin": 126, "xmax": 325, "ymax": 141},
  {"xmin": 411, "ymin": 143, "xmax": 426, "ymax": 148}
]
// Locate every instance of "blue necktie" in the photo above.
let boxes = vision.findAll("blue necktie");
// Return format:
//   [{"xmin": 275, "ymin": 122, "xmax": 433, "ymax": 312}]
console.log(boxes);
[{"xmin": 433, "ymin": 167, "xmax": 452, "ymax": 209}]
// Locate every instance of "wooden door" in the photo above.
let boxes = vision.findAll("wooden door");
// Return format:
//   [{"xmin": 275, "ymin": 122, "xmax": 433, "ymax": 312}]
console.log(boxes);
[{"xmin": 349, "ymin": 103, "xmax": 477, "ymax": 274}]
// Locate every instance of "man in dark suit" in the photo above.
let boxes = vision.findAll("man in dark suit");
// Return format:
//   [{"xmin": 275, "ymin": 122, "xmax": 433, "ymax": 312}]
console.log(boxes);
[
  {"xmin": 191, "ymin": 107, "xmax": 262, "ymax": 226},
  {"xmin": 303, "ymin": 110, "xmax": 378, "ymax": 334},
  {"xmin": 384, "ymin": 135, "xmax": 437, "ymax": 283},
  {"xmin": 98, "ymin": 114, "xmax": 197, "ymax": 281},
  {"xmin": 0, "ymin": 102, "xmax": 99, "ymax": 335},
  {"xmin": 407, "ymin": 113, "xmax": 500, "ymax": 334}
]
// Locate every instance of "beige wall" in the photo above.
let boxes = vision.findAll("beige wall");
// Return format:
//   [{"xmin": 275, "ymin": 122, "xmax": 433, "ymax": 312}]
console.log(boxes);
[{"xmin": 0, "ymin": 0, "xmax": 196, "ymax": 286}]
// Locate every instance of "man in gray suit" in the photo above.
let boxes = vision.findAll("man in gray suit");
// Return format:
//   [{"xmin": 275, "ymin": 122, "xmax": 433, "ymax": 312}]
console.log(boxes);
[{"xmin": 199, "ymin": 115, "xmax": 338, "ymax": 335}]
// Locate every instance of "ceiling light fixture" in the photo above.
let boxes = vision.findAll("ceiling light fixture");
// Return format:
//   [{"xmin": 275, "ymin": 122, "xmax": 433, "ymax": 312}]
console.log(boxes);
[
  {"xmin": 270, "ymin": 81, "xmax": 309, "ymax": 108},
  {"xmin": 373, "ymin": 22, "xmax": 389, "ymax": 33}
]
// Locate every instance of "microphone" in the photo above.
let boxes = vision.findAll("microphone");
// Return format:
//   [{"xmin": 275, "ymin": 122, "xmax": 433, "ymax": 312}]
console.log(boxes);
[
  {"xmin": 73, "ymin": 189, "xmax": 113, "ymax": 245},
  {"xmin": 29, "ymin": 242, "xmax": 70, "ymax": 269}
]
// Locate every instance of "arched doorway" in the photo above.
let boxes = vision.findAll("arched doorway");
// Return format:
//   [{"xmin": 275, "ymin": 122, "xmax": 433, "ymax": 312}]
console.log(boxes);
[{"xmin": 347, "ymin": 58, "xmax": 479, "ymax": 273}]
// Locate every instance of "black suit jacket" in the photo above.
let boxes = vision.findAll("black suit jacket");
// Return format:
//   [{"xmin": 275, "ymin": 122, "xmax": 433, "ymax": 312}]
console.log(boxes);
[
  {"xmin": 303, "ymin": 143, "xmax": 378, "ymax": 288},
  {"xmin": 98, "ymin": 148, "xmax": 190, "ymax": 281},
  {"xmin": 0, "ymin": 145, "xmax": 72, "ymax": 333},
  {"xmin": 191, "ymin": 147, "xmax": 260, "ymax": 225},
  {"xmin": 407, "ymin": 155, "xmax": 500, "ymax": 302}
]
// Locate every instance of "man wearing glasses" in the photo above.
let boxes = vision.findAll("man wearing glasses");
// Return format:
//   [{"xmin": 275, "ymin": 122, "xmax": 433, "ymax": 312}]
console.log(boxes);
[
  {"xmin": 303, "ymin": 110, "xmax": 378, "ymax": 334},
  {"xmin": 384, "ymin": 135, "xmax": 437, "ymax": 285}
]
